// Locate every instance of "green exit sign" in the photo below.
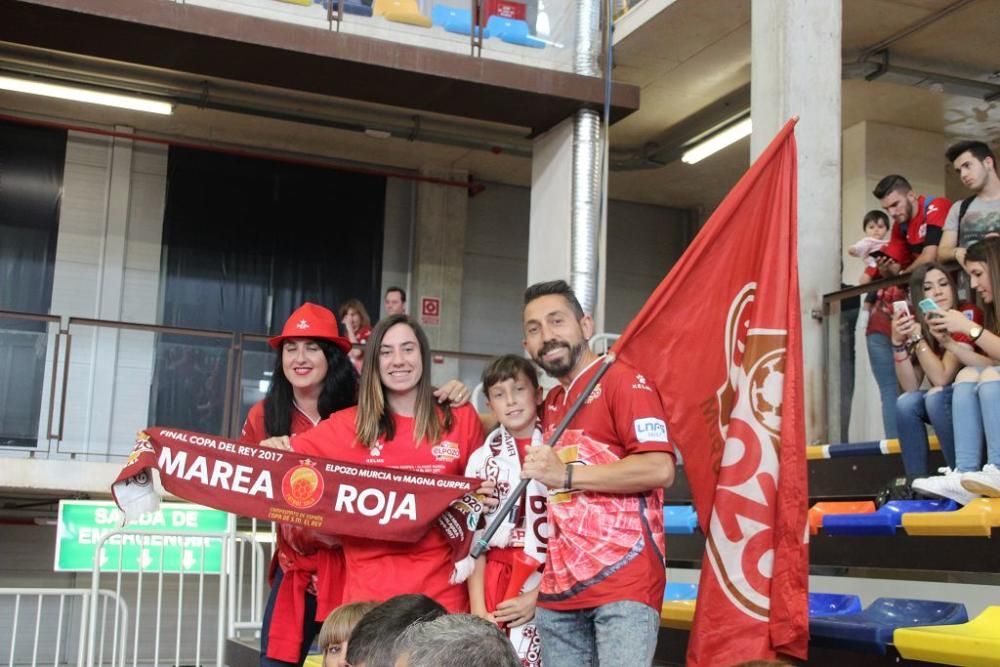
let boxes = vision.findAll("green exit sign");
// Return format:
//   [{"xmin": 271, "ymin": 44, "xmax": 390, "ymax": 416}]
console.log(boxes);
[{"xmin": 55, "ymin": 500, "xmax": 231, "ymax": 573}]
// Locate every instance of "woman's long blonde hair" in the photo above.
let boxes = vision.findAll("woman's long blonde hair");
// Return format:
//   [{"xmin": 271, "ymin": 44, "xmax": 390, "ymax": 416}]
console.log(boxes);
[{"xmin": 355, "ymin": 315, "xmax": 453, "ymax": 447}]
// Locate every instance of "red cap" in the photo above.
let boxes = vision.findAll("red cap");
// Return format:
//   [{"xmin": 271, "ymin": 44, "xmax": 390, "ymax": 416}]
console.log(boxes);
[{"xmin": 268, "ymin": 303, "xmax": 352, "ymax": 354}]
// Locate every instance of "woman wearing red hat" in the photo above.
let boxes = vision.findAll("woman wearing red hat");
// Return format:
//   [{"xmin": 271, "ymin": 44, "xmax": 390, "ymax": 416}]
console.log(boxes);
[
  {"xmin": 242, "ymin": 303, "xmax": 357, "ymax": 667},
  {"xmin": 262, "ymin": 314, "xmax": 495, "ymax": 614},
  {"xmin": 244, "ymin": 304, "xmax": 473, "ymax": 667}
]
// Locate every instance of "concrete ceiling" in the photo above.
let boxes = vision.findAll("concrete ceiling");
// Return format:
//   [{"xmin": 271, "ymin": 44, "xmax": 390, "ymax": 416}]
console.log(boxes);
[
  {"xmin": 0, "ymin": 0, "xmax": 997, "ymax": 212},
  {"xmin": 605, "ymin": 0, "xmax": 1000, "ymax": 211}
]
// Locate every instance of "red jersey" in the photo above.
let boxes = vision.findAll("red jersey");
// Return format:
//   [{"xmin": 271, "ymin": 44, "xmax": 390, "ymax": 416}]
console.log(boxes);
[
  {"xmin": 883, "ymin": 195, "xmax": 949, "ymax": 267},
  {"xmin": 538, "ymin": 357, "xmax": 674, "ymax": 613},
  {"xmin": 291, "ymin": 403, "xmax": 484, "ymax": 612}
]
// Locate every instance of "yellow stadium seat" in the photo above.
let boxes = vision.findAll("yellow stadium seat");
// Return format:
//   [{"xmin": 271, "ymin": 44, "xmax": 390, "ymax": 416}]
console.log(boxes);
[
  {"xmin": 901, "ymin": 498, "xmax": 1000, "ymax": 537},
  {"xmin": 660, "ymin": 600, "xmax": 696, "ymax": 630},
  {"xmin": 373, "ymin": 0, "xmax": 432, "ymax": 27},
  {"xmin": 303, "ymin": 655, "xmax": 323, "ymax": 667},
  {"xmin": 894, "ymin": 606, "xmax": 1000, "ymax": 667},
  {"xmin": 276, "ymin": 0, "xmax": 313, "ymax": 5}
]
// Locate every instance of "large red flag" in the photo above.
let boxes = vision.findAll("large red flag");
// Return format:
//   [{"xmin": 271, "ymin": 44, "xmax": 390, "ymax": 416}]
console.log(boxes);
[{"xmin": 611, "ymin": 118, "xmax": 808, "ymax": 665}]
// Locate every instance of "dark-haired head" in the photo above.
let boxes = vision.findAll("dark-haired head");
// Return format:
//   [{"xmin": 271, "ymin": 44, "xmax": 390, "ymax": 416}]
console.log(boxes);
[
  {"xmin": 263, "ymin": 339, "xmax": 358, "ymax": 437},
  {"xmin": 862, "ymin": 209, "xmax": 890, "ymax": 234},
  {"xmin": 481, "ymin": 354, "xmax": 539, "ymax": 394},
  {"xmin": 523, "ymin": 280, "xmax": 584, "ymax": 320},
  {"xmin": 872, "ymin": 174, "xmax": 913, "ymax": 200},
  {"xmin": 945, "ymin": 140, "xmax": 996, "ymax": 166},
  {"xmin": 345, "ymin": 594, "xmax": 446, "ymax": 667},
  {"xmin": 908, "ymin": 262, "xmax": 958, "ymax": 349}
]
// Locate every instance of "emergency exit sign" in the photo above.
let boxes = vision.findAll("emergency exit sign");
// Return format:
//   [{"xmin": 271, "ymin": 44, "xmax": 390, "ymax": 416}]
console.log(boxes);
[{"xmin": 55, "ymin": 500, "xmax": 229, "ymax": 573}]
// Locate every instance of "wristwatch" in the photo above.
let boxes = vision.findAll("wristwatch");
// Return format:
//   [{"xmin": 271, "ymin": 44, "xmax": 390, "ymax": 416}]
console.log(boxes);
[{"xmin": 969, "ymin": 325, "xmax": 984, "ymax": 342}]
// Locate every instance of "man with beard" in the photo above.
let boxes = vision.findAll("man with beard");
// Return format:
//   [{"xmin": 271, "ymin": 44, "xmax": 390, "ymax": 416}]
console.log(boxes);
[
  {"xmin": 872, "ymin": 174, "xmax": 950, "ymax": 276},
  {"xmin": 518, "ymin": 280, "xmax": 676, "ymax": 667}
]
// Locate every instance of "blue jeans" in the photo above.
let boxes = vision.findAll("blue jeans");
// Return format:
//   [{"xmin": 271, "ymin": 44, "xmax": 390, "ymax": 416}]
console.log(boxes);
[
  {"xmin": 896, "ymin": 386, "xmax": 955, "ymax": 476},
  {"xmin": 867, "ymin": 333, "xmax": 898, "ymax": 439},
  {"xmin": 260, "ymin": 566, "xmax": 320, "ymax": 667},
  {"xmin": 534, "ymin": 601, "xmax": 659, "ymax": 667},
  {"xmin": 953, "ymin": 376, "xmax": 1000, "ymax": 472}
]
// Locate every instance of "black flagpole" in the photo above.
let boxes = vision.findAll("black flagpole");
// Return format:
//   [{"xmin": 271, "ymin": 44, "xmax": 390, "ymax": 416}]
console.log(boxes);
[{"xmin": 470, "ymin": 352, "xmax": 617, "ymax": 559}]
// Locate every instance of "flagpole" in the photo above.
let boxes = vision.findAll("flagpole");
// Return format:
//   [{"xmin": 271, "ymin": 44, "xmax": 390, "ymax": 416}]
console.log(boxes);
[{"xmin": 470, "ymin": 352, "xmax": 617, "ymax": 559}]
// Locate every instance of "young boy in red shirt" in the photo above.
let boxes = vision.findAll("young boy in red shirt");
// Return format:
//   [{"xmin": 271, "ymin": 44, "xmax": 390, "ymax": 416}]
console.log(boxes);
[{"xmin": 461, "ymin": 354, "xmax": 547, "ymax": 667}]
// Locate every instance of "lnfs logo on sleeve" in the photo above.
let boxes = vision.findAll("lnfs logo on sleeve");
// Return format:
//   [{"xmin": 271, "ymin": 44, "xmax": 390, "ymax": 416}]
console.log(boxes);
[{"xmin": 634, "ymin": 418, "xmax": 667, "ymax": 443}]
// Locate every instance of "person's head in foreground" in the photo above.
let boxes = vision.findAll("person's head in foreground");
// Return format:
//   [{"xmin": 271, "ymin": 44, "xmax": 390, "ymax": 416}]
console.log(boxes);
[
  {"xmin": 967, "ymin": 237, "xmax": 1000, "ymax": 328},
  {"xmin": 318, "ymin": 601, "xmax": 379, "ymax": 667},
  {"xmin": 344, "ymin": 594, "xmax": 446, "ymax": 667},
  {"xmin": 392, "ymin": 613, "xmax": 521, "ymax": 667}
]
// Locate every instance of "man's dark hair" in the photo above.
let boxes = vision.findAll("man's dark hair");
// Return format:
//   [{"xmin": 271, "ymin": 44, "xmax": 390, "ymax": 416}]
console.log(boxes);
[
  {"xmin": 481, "ymin": 354, "xmax": 539, "ymax": 394},
  {"xmin": 873, "ymin": 174, "xmax": 913, "ymax": 199},
  {"xmin": 393, "ymin": 614, "xmax": 521, "ymax": 667},
  {"xmin": 385, "ymin": 286, "xmax": 406, "ymax": 303},
  {"xmin": 946, "ymin": 140, "xmax": 996, "ymax": 166},
  {"xmin": 345, "ymin": 594, "xmax": 446, "ymax": 667},
  {"xmin": 523, "ymin": 280, "xmax": 584, "ymax": 319},
  {"xmin": 862, "ymin": 209, "xmax": 890, "ymax": 233}
]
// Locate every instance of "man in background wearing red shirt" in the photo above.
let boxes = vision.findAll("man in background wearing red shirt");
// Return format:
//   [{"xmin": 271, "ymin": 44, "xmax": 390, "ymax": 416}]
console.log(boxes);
[
  {"xmin": 519, "ymin": 280, "xmax": 676, "ymax": 667},
  {"xmin": 873, "ymin": 173, "xmax": 950, "ymax": 276}
]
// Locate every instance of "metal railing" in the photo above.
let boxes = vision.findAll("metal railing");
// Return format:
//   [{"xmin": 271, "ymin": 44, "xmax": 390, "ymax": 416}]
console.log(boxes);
[
  {"xmin": 0, "ymin": 309, "xmax": 495, "ymax": 463},
  {"xmin": 0, "ymin": 588, "xmax": 123, "ymax": 667},
  {"xmin": 173, "ymin": 0, "xmax": 580, "ymax": 73},
  {"xmin": 85, "ymin": 528, "xmax": 235, "ymax": 667}
]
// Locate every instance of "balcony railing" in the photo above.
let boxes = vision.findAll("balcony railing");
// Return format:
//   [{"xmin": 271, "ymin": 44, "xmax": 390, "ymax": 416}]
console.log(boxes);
[
  {"xmin": 174, "ymin": 0, "xmax": 589, "ymax": 74},
  {"xmin": 0, "ymin": 309, "xmax": 494, "ymax": 463}
]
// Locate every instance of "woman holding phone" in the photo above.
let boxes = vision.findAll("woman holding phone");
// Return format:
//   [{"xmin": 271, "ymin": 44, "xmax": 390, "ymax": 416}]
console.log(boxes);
[
  {"xmin": 889, "ymin": 264, "xmax": 965, "ymax": 479},
  {"xmin": 913, "ymin": 238, "xmax": 1000, "ymax": 502}
]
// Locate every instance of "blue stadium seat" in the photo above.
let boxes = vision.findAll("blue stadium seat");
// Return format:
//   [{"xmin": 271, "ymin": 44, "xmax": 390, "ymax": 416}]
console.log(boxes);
[
  {"xmin": 484, "ymin": 16, "xmax": 545, "ymax": 48},
  {"xmin": 316, "ymin": 0, "xmax": 375, "ymax": 17},
  {"xmin": 822, "ymin": 499, "xmax": 958, "ymax": 536},
  {"xmin": 810, "ymin": 597, "xmax": 968, "ymax": 655},
  {"xmin": 809, "ymin": 593, "xmax": 862, "ymax": 617},
  {"xmin": 663, "ymin": 505, "xmax": 698, "ymax": 534},
  {"xmin": 431, "ymin": 4, "xmax": 487, "ymax": 36},
  {"xmin": 664, "ymin": 582, "xmax": 698, "ymax": 601}
]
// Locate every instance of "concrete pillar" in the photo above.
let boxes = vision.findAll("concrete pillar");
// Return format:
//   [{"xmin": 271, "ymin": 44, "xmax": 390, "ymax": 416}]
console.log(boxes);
[
  {"xmin": 411, "ymin": 167, "xmax": 468, "ymax": 385},
  {"xmin": 528, "ymin": 116, "xmax": 607, "ymax": 332},
  {"xmin": 751, "ymin": 0, "xmax": 841, "ymax": 442}
]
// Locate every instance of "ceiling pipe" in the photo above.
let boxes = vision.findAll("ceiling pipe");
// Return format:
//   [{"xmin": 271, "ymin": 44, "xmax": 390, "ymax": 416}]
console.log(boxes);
[{"xmin": 854, "ymin": 0, "xmax": 978, "ymax": 64}]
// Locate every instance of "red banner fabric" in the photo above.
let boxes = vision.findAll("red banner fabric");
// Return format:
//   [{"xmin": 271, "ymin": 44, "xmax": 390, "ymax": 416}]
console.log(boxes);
[
  {"xmin": 611, "ymin": 118, "xmax": 809, "ymax": 665},
  {"xmin": 112, "ymin": 428, "xmax": 481, "ymax": 561}
]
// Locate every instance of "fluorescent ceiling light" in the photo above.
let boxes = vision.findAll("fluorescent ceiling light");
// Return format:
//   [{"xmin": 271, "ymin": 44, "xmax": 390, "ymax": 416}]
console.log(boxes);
[
  {"xmin": 0, "ymin": 75, "xmax": 173, "ymax": 115},
  {"xmin": 681, "ymin": 117, "xmax": 752, "ymax": 165}
]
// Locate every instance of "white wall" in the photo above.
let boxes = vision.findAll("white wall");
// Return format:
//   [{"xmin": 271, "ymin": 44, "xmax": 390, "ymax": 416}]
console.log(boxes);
[{"xmin": 380, "ymin": 177, "xmax": 416, "ymax": 318}]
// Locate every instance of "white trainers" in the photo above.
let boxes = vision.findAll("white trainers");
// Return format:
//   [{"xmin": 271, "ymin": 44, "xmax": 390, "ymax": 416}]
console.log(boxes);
[
  {"xmin": 912, "ymin": 468, "xmax": 980, "ymax": 506},
  {"xmin": 961, "ymin": 464, "xmax": 1000, "ymax": 498}
]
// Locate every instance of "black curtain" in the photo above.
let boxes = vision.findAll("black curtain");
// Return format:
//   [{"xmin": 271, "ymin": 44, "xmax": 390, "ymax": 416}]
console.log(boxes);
[
  {"xmin": 154, "ymin": 146, "xmax": 385, "ymax": 433},
  {"xmin": 0, "ymin": 120, "xmax": 66, "ymax": 446}
]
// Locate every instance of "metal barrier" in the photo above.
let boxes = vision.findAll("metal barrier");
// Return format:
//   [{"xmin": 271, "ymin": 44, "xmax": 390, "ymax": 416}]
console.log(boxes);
[
  {"xmin": 0, "ymin": 588, "xmax": 124, "ymax": 667},
  {"xmin": 228, "ymin": 519, "xmax": 273, "ymax": 641},
  {"xmin": 86, "ymin": 528, "xmax": 234, "ymax": 667}
]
